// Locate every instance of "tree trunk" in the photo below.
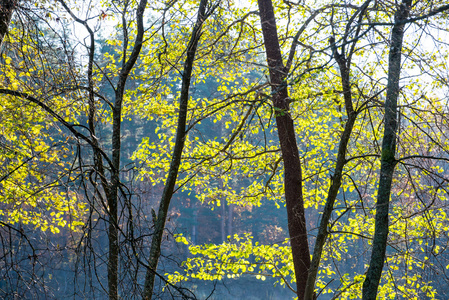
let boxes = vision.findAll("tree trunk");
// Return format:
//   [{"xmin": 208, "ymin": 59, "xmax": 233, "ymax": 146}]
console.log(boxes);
[
  {"xmin": 227, "ymin": 203, "xmax": 233, "ymax": 237},
  {"xmin": 257, "ymin": 0, "xmax": 310, "ymax": 297},
  {"xmin": 142, "ymin": 0, "xmax": 211, "ymax": 298},
  {"xmin": 221, "ymin": 199, "xmax": 226, "ymax": 242},
  {"xmin": 303, "ymin": 0, "xmax": 373, "ymax": 291},
  {"xmin": 108, "ymin": 1, "xmax": 147, "ymax": 298},
  {"xmin": 362, "ymin": 1, "xmax": 411, "ymax": 299},
  {"xmin": 304, "ymin": 112, "xmax": 356, "ymax": 299},
  {"xmin": 0, "ymin": 0, "xmax": 17, "ymax": 46}
]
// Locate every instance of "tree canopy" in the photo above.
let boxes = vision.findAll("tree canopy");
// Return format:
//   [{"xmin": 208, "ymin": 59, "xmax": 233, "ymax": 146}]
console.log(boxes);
[{"xmin": 1, "ymin": 0, "xmax": 449, "ymax": 299}]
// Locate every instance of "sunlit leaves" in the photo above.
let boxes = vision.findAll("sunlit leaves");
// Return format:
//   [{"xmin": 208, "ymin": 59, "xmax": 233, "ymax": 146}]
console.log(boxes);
[
  {"xmin": 167, "ymin": 234, "xmax": 295, "ymax": 287},
  {"xmin": 0, "ymin": 14, "xmax": 86, "ymax": 233},
  {"xmin": 2, "ymin": 0, "xmax": 449, "ymax": 298}
]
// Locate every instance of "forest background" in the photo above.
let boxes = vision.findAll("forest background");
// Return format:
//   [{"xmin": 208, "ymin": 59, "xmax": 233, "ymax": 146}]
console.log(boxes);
[{"xmin": 1, "ymin": 0, "xmax": 449, "ymax": 299}]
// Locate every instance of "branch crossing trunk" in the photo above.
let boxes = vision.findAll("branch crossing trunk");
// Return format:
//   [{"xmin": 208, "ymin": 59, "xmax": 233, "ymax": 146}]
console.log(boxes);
[
  {"xmin": 362, "ymin": 1, "xmax": 412, "ymax": 299},
  {"xmin": 257, "ymin": 0, "xmax": 310, "ymax": 297},
  {"xmin": 142, "ymin": 0, "xmax": 212, "ymax": 298}
]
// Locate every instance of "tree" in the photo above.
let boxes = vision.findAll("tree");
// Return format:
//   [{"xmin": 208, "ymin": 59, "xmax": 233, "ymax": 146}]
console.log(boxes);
[
  {"xmin": 304, "ymin": 0, "xmax": 372, "ymax": 297},
  {"xmin": 1, "ymin": 0, "xmax": 148, "ymax": 297},
  {"xmin": 142, "ymin": 0, "xmax": 218, "ymax": 298},
  {"xmin": 164, "ymin": 1, "xmax": 449, "ymax": 299},
  {"xmin": 362, "ymin": 0, "xmax": 449, "ymax": 298},
  {"xmin": 55, "ymin": 1, "xmax": 149, "ymax": 298},
  {"xmin": 256, "ymin": 0, "xmax": 310, "ymax": 297}
]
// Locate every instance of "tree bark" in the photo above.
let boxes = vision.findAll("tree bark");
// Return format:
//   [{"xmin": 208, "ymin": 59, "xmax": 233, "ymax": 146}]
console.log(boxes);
[
  {"xmin": 57, "ymin": 0, "xmax": 148, "ymax": 297},
  {"xmin": 362, "ymin": 1, "xmax": 411, "ymax": 299},
  {"xmin": 0, "ymin": 0, "xmax": 17, "ymax": 46},
  {"xmin": 142, "ymin": 0, "xmax": 211, "ymax": 298},
  {"xmin": 107, "ymin": 1, "xmax": 147, "ymax": 298},
  {"xmin": 257, "ymin": 0, "xmax": 310, "ymax": 297}
]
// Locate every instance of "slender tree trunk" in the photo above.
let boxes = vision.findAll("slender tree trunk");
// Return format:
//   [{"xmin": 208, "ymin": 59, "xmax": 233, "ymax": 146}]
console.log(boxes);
[
  {"xmin": 142, "ymin": 0, "xmax": 211, "ymax": 298},
  {"xmin": 192, "ymin": 209, "xmax": 197, "ymax": 245},
  {"xmin": 304, "ymin": 112, "xmax": 356, "ymax": 300},
  {"xmin": 221, "ymin": 199, "xmax": 226, "ymax": 242},
  {"xmin": 57, "ymin": 0, "xmax": 141, "ymax": 298},
  {"xmin": 362, "ymin": 1, "xmax": 411, "ymax": 299},
  {"xmin": 227, "ymin": 203, "xmax": 233, "ymax": 237},
  {"xmin": 257, "ymin": 0, "xmax": 310, "ymax": 297},
  {"xmin": 109, "ymin": 1, "xmax": 147, "ymax": 298},
  {"xmin": 304, "ymin": 2, "xmax": 371, "ymax": 290},
  {"xmin": 0, "ymin": 0, "xmax": 17, "ymax": 46}
]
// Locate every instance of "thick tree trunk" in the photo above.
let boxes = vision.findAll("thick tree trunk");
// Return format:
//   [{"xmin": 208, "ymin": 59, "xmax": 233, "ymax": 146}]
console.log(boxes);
[
  {"xmin": 142, "ymin": 0, "xmax": 210, "ymax": 298},
  {"xmin": 257, "ymin": 0, "xmax": 310, "ymax": 297},
  {"xmin": 362, "ymin": 1, "xmax": 411, "ymax": 299},
  {"xmin": 0, "ymin": 0, "xmax": 17, "ymax": 46}
]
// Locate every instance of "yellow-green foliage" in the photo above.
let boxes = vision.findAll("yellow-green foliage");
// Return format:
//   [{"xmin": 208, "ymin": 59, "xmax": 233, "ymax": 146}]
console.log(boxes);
[
  {"xmin": 168, "ymin": 234, "xmax": 294, "ymax": 286},
  {"xmin": 0, "ymin": 23, "xmax": 86, "ymax": 233},
  {"xmin": 141, "ymin": 1, "xmax": 449, "ymax": 298}
]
